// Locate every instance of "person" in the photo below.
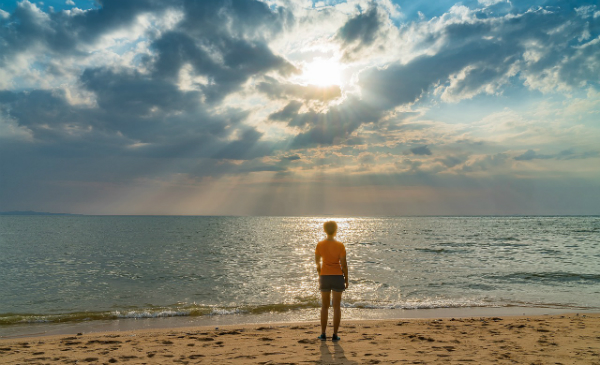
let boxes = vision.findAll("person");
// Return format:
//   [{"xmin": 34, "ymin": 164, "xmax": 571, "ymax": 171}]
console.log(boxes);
[{"xmin": 315, "ymin": 221, "xmax": 348, "ymax": 341}]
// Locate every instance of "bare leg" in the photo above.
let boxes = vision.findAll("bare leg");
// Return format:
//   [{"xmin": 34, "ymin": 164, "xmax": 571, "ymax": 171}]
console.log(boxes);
[
  {"xmin": 320, "ymin": 291, "xmax": 331, "ymax": 335},
  {"xmin": 332, "ymin": 291, "xmax": 343, "ymax": 335}
]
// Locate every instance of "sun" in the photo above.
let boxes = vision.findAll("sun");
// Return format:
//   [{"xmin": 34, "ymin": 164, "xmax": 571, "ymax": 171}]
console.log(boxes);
[{"xmin": 300, "ymin": 57, "xmax": 343, "ymax": 87}]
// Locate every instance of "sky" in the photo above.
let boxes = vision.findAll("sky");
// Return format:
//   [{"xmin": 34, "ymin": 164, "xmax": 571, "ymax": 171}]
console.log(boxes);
[{"xmin": 0, "ymin": 0, "xmax": 599, "ymax": 216}]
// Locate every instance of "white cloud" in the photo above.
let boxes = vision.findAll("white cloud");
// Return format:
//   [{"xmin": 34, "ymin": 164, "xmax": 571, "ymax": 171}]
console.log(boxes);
[
  {"xmin": 478, "ymin": 0, "xmax": 506, "ymax": 6},
  {"xmin": 66, "ymin": 0, "xmax": 75, "ymax": 5},
  {"xmin": 0, "ymin": 113, "xmax": 33, "ymax": 142}
]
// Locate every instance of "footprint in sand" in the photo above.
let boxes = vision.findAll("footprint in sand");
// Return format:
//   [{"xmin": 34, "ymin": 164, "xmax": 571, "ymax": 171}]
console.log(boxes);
[{"xmin": 120, "ymin": 355, "xmax": 138, "ymax": 360}]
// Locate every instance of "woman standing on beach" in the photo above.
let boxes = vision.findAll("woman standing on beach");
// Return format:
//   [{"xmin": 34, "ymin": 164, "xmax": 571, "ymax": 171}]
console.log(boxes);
[{"xmin": 315, "ymin": 221, "xmax": 349, "ymax": 341}]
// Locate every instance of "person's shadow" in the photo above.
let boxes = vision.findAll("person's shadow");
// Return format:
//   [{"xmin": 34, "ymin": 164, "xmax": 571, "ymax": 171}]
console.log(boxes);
[{"xmin": 319, "ymin": 341, "xmax": 358, "ymax": 364}]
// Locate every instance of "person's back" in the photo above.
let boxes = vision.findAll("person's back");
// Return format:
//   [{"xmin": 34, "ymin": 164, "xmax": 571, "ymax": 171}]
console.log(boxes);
[
  {"xmin": 315, "ymin": 221, "xmax": 348, "ymax": 341},
  {"xmin": 315, "ymin": 239, "xmax": 345, "ymax": 276}
]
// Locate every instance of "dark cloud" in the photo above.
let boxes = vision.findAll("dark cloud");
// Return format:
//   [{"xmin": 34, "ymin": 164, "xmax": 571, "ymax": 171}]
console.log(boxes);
[
  {"xmin": 178, "ymin": 0, "xmax": 291, "ymax": 40},
  {"xmin": 1, "ymin": 0, "xmax": 296, "ymax": 104},
  {"xmin": 410, "ymin": 145, "xmax": 432, "ymax": 155},
  {"xmin": 336, "ymin": 3, "xmax": 386, "ymax": 60},
  {"xmin": 514, "ymin": 149, "xmax": 552, "ymax": 161},
  {"xmin": 358, "ymin": 153, "xmax": 376, "ymax": 166},
  {"xmin": 337, "ymin": 4, "xmax": 380, "ymax": 45},
  {"xmin": 437, "ymin": 155, "xmax": 466, "ymax": 168},
  {"xmin": 360, "ymin": 36, "xmax": 513, "ymax": 108},
  {"xmin": 269, "ymin": 101, "xmax": 303, "ymax": 121},
  {"xmin": 514, "ymin": 148, "xmax": 599, "ymax": 161},
  {"xmin": 151, "ymin": 0, "xmax": 297, "ymax": 99},
  {"xmin": 289, "ymin": 97, "xmax": 382, "ymax": 148},
  {"xmin": 0, "ymin": 82, "xmax": 275, "ymax": 161},
  {"xmin": 81, "ymin": 67, "xmax": 200, "ymax": 118},
  {"xmin": 150, "ymin": 34, "xmax": 296, "ymax": 103},
  {"xmin": 0, "ymin": 0, "xmax": 174, "ymax": 64},
  {"xmin": 557, "ymin": 149, "xmax": 599, "ymax": 160}
]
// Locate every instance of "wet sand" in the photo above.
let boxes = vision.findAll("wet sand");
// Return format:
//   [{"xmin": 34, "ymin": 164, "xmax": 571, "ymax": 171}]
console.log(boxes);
[{"xmin": 1, "ymin": 313, "xmax": 599, "ymax": 364}]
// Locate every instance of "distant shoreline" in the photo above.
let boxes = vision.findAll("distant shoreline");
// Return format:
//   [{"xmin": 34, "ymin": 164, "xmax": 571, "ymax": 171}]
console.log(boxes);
[
  {"xmin": 1, "ymin": 212, "xmax": 599, "ymax": 217},
  {"xmin": 0, "ymin": 211, "xmax": 82, "ymax": 216}
]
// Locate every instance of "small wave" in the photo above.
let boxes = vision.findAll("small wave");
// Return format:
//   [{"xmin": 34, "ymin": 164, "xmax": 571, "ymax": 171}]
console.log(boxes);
[
  {"xmin": 0, "ymin": 299, "xmax": 322, "ymax": 326},
  {"xmin": 484, "ymin": 272, "xmax": 600, "ymax": 284},
  {"xmin": 0, "ymin": 297, "xmax": 492, "ymax": 325},
  {"xmin": 114, "ymin": 310, "xmax": 193, "ymax": 319},
  {"xmin": 490, "ymin": 236, "xmax": 520, "ymax": 241},
  {"xmin": 209, "ymin": 308, "xmax": 244, "ymax": 316},
  {"xmin": 415, "ymin": 247, "xmax": 466, "ymax": 254},
  {"xmin": 437, "ymin": 242, "xmax": 473, "ymax": 247},
  {"xmin": 415, "ymin": 248, "xmax": 447, "ymax": 253},
  {"xmin": 0, "ymin": 307, "xmax": 209, "ymax": 325},
  {"xmin": 342, "ymin": 298, "xmax": 490, "ymax": 310}
]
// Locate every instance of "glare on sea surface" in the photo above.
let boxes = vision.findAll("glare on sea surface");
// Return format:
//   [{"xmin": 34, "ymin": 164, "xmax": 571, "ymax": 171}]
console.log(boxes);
[{"xmin": 300, "ymin": 57, "xmax": 343, "ymax": 86}]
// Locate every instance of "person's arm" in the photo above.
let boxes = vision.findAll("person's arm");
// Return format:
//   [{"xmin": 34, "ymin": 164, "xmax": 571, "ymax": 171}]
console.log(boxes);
[
  {"xmin": 315, "ymin": 253, "xmax": 322, "ymax": 275},
  {"xmin": 340, "ymin": 255, "xmax": 348, "ymax": 288}
]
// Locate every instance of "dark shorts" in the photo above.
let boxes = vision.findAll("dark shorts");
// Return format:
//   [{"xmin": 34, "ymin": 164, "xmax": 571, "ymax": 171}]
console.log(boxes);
[{"xmin": 319, "ymin": 275, "xmax": 346, "ymax": 292}]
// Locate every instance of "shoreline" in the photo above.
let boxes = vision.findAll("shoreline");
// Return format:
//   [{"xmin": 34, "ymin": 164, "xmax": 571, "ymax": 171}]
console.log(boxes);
[
  {"xmin": 1, "ymin": 313, "xmax": 598, "ymax": 364},
  {"xmin": 2, "ymin": 305, "xmax": 597, "ymax": 339}
]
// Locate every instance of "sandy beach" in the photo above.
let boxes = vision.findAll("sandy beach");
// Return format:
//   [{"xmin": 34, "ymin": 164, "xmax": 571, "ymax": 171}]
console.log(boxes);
[{"xmin": 1, "ymin": 313, "xmax": 598, "ymax": 364}]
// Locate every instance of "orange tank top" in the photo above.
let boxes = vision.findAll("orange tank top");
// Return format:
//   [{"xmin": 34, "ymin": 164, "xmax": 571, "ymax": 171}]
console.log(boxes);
[{"xmin": 315, "ymin": 239, "xmax": 346, "ymax": 276}]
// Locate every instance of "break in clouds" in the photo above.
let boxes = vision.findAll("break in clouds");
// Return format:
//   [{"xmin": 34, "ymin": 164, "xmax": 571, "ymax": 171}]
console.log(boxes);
[{"xmin": 0, "ymin": 0, "xmax": 599, "ymax": 215}]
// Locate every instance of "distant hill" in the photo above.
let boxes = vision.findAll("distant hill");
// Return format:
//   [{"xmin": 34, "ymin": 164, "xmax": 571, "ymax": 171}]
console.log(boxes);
[{"xmin": 0, "ymin": 211, "xmax": 81, "ymax": 216}]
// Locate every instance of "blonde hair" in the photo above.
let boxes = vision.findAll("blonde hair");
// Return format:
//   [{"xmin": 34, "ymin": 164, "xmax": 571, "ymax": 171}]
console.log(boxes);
[{"xmin": 323, "ymin": 221, "xmax": 338, "ymax": 235}]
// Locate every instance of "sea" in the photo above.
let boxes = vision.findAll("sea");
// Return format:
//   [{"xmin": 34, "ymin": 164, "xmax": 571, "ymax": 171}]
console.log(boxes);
[{"xmin": 1, "ymin": 216, "xmax": 599, "ymax": 337}]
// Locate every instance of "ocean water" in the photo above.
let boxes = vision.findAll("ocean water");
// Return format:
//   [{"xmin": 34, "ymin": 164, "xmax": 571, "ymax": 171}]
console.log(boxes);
[{"xmin": 1, "ymin": 216, "xmax": 599, "ymax": 333}]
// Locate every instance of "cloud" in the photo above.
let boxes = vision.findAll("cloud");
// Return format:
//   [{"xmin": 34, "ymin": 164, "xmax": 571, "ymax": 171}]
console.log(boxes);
[
  {"xmin": 514, "ymin": 149, "xmax": 553, "ymax": 161},
  {"xmin": 257, "ymin": 79, "xmax": 341, "ymax": 101},
  {"xmin": 0, "ymin": 0, "xmax": 172, "ymax": 63},
  {"xmin": 288, "ymin": 97, "xmax": 382, "ymax": 148},
  {"xmin": 269, "ymin": 101, "xmax": 303, "ymax": 121},
  {"xmin": 478, "ymin": 0, "xmax": 506, "ymax": 6},
  {"xmin": 282, "ymin": 154, "xmax": 301, "ymax": 161},
  {"xmin": 410, "ymin": 145, "xmax": 432, "ymax": 155},
  {"xmin": 0, "ymin": 81, "xmax": 276, "ymax": 161},
  {"xmin": 436, "ymin": 155, "xmax": 468, "ymax": 168},
  {"xmin": 359, "ymin": 5, "xmax": 600, "ymax": 108},
  {"xmin": 515, "ymin": 148, "xmax": 599, "ymax": 161},
  {"xmin": 336, "ymin": 3, "xmax": 387, "ymax": 60},
  {"xmin": 150, "ymin": 32, "xmax": 296, "ymax": 103},
  {"xmin": 462, "ymin": 153, "xmax": 509, "ymax": 172}
]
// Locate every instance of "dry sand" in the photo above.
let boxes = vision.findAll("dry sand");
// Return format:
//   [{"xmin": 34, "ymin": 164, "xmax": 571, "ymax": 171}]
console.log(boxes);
[{"xmin": 1, "ymin": 313, "xmax": 599, "ymax": 364}]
